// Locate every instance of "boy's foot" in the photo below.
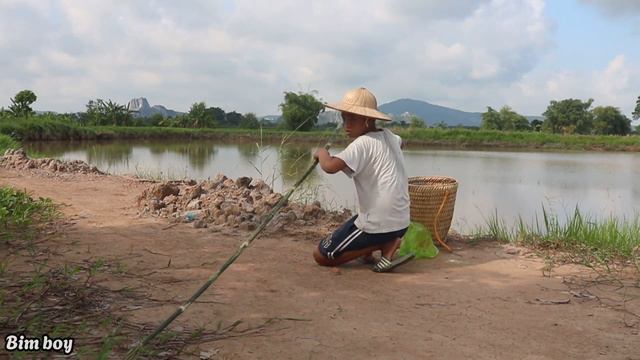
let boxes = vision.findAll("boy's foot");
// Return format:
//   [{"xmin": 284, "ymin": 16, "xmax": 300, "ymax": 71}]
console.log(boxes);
[
  {"xmin": 372, "ymin": 253, "xmax": 415, "ymax": 273},
  {"xmin": 359, "ymin": 253, "xmax": 377, "ymax": 265},
  {"xmin": 380, "ymin": 237, "xmax": 402, "ymax": 260}
]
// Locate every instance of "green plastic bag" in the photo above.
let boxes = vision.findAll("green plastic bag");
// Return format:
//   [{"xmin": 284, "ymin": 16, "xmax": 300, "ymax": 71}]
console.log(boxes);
[{"xmin": 399, "ymin": 221, "xmax": 439, "ymax": 259}]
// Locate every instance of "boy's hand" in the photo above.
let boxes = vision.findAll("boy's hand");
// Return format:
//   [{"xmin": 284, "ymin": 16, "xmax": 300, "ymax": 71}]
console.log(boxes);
[
  {"xmin": 313, "ymin": 148, "xmax": 329, "ymax": 161},
  {"xmin": 313, "ymin": 148, "xmax": 347, "ymax": 174}
]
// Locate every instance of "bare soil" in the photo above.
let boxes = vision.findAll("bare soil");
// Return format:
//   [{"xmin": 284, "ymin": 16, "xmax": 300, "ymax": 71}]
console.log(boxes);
[{"xmin": 1, "ymin": 166, "xmax": 639, "ymax": 359}]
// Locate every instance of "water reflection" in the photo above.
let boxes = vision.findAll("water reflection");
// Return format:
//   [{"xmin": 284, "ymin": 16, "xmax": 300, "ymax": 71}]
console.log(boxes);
[
  {"xmin": 237, "ymin": 142, "xmax": 260, "ymax": 163},
  {"xmin": 24, "ymin": 141, "xmax": 74, "ymax": 158},
  {"xmin": 23, "ymin": 140, "xmax": 640, "ymax": 231},
  {"xmin": 278, "ymin": 147, "xmax": 318, "ymax": 183},
  {"xmin": 86, "ymin": 143, "xmax": 133, "ymax": 169},
  {"xmin": 171, "ymin": 143, "xmax": 217, "ymax": 170}
]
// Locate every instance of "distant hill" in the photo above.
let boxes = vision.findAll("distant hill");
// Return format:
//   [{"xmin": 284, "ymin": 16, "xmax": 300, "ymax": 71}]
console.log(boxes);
[
  {"xmin": 127, "ymin": 97, "xmax": 183, "ymax": 118},
  {"xmin": 379, "ymin": 98, "xmax": 483, "ymax": 127},
  {"xmin": 265, "ymin": 98, "xmax": 545, "ymax": 127}
]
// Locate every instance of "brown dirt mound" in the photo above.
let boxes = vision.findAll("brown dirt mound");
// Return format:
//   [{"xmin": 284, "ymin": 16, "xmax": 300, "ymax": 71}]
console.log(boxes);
[
  {"xmin": 136, "ymin": 174, "xmax": 352, "ymax": 232},
  {"xmin": 1, "ymin": 148, "xmax": 103, "ymax": 174}
]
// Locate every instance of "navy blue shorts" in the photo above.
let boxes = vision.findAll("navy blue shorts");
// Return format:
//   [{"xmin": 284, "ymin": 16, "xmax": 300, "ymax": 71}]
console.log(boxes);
[{"xmin": 318, "ymin": 215, "xmax": 408, "ymax": 260}]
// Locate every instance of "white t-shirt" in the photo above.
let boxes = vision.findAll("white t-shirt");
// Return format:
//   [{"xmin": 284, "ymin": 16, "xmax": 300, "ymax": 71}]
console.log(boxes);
[{"xmin": 335, "ymin": 128, "xmax": 410, "ymax": 233}]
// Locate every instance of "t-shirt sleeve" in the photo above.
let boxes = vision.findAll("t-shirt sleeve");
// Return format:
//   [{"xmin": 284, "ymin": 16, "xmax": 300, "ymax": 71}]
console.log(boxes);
[{"xmin": 335, "ymin": 138, "xmax": 366, "ymax": 178}]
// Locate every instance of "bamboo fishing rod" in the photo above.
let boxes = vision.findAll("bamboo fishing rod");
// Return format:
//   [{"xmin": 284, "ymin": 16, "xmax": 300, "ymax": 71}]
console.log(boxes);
[{"xmin": 125, "ymin": 120, "xmax": 341, "ymax": 359}]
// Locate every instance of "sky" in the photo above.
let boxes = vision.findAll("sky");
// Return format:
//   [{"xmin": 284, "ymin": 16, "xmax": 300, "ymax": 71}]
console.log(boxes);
[{"xmin": 0, "ymin": 0, "xmax": 639, "ymax": 117}]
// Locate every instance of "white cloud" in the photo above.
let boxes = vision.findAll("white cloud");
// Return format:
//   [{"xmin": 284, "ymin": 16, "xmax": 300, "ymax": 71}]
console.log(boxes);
[
  {"xmin": 501, "ymin": 55, "xmax": 639, "ymax": 116},
  {"xmin": 0, "ymin": 0, "xmax": 635, "ymax": 118},
  {"xmin": 579, "ymin": 0, "xmax": 640, "ymax": 17}
]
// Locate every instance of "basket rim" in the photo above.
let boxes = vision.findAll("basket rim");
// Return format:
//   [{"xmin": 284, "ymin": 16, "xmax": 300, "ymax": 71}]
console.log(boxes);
[{"xmin": 408, "ymin": 176, "xmax": 458, "ymax": 186}]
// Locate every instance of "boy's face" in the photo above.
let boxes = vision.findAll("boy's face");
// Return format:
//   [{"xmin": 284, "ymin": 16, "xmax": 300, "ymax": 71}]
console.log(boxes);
[{"xmin": 341, "ymin": 112, "xmax": 371, "ymax": 138}]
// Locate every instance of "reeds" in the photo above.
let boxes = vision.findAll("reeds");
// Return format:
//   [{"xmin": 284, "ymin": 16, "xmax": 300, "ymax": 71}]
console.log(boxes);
[{"xmin": 476, "ymin": 205, "xmax": 640, "ymax": 261}]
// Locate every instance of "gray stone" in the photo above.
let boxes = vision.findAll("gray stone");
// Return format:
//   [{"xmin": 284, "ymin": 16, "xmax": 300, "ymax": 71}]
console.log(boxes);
[
  {"xmin": 193, "ymin": 220, "xmax": 207, "ymax": 229},
  {"xmin": 235, "ymin": 176, "xmax": 252, "ymax": 188},
  {"xmin": 186, "ymin": 199, "xmax": 202, "ymax": 210}
]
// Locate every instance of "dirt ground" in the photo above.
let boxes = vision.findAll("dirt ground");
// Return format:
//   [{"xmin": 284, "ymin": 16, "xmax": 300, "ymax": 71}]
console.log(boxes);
[{"xmin": 1, "ymin": 167, "xmax": 639, "ymax": 360}]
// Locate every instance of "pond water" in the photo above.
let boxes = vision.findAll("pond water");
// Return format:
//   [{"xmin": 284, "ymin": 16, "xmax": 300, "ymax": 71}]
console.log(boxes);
[{"xmin": 24, "ymin": 139, "xmax": 640, "ymax": 232}]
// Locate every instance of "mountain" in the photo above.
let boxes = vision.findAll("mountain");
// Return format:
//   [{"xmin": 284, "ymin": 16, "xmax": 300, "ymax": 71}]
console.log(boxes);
[
  {"xmin": 264, "ymin": 98, "xmax": 546, "ymax": 127},
  {"xmin": 378, "ymin": 98, "xmax": 483, "ymax": 127},
  {"xmin": 127, "ymin": 97, "xmax": 183, "ymax": 118}
]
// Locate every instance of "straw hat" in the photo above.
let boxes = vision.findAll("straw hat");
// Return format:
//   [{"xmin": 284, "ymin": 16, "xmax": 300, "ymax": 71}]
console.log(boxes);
[{"xmin": 326, "ymin": 87, "xmax": 392, "ymax": 121}]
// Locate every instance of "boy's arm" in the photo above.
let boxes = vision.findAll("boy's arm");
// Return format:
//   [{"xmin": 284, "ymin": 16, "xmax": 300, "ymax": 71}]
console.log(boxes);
[{"xmin": 313, "ymin": 148, "xmax": 348, "ymax": 174}]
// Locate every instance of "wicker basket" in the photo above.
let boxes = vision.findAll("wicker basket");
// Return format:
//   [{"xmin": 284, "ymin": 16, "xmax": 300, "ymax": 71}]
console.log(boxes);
[{"xmin": 408, "ymin": 176, "xmax": 458, "ymax": 250}]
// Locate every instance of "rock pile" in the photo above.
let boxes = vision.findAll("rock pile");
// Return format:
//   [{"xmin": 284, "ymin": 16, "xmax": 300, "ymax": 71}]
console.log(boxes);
[
  {"xmin": 137, "ymin": 174, "xmax": 352, "ymax": 232},
  {"xmin": 1, "ymin": 149, "xmax": 103, "ymax": 175}
]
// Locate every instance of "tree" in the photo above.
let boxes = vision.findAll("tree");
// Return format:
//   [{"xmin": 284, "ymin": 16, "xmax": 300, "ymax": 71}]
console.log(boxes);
[
  {"xmin": 78, "ymin": 99, "xmax": 133, "ymax": 126},
  {"xmin": 481, "ymin": 107, "xmax": 502, "ymax": 130},
  {"xmin": 225, "ymin": 111, "xmax": 242, "ymax": 127},
  {"xmin": 409, "ymin": 115, "xmax": 426, "ymax": 128},
  {"xmin": 482, "ymin": 106, "xmax": 530, "ymax": 131},
  {"xmin": 434, "ymin": 121, "xmax": 448, "ymax": 129},
  {"xmin": 633, "ymin": 95, "xmax": 640, "ymax": 121},
  {"xmin": 148, "ymin": 113, "xmax": 165, "ymax": 127},
  {"xmin": 81, "ymin": 99, "xmax": 106, "ymax": 125},
  {"xmin": 187, "ymin": 102, "xmax": 215, "ymax": 128},
  {"xmin": 499, "ymin": 106, "xmax": 530, "ymax": 131},
  {"xmin": 104, "ymin": 99, "xmax": 132, "ymax": 126},
  {"xmin": 592, "ymin": 106, "xmax": 631, "ymax": 135},
  {"xmin": 530, "ymin": 119, "xmax": 543, "ymax": 132},
  {"xmin": 240, "ymin": 113, "xmax": 260, "ymax": 129},
  {"xmin": 279, "ymin": 91, "xmax": 324, "ymax": 131},
  {"xmin": 80, "ymin": 99, "xmax": 131, "ymax": 126},
  {"xmin": 8, "ymin": 90, "xmax": 37, "ymax": 118},
  {"xmin": 542, "ymin": 98, "xmax": 594, "ymax": 134},
  {"xmin": 205, "ymin": 106, "xmax": 226, "ymax": 126}
]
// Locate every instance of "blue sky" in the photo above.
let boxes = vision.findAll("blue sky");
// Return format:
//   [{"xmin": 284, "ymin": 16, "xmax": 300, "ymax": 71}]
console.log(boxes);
[
  {"xmin": 0, "ymin": 0, "xmax": 638, "ymax": 118},
  {"xmin": 547, "ymin": 0, "xmax": 639, "ymax": 71}
]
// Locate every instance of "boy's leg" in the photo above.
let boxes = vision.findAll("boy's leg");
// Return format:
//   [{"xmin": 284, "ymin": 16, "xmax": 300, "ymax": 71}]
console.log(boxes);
[
  {"xmin": 313, "ymin": 237, "xmax": 402, "ymax": 267},
  {"xmin": 314, "ymin": 216, "xmax": 409, "ymax": 267},
  {"xmin": 380, "ymin": 237, "xmax": 402, "ymax": 260},
  {"xmin": 314, "ymin": 244, "xmax": 385, "ymax": 267}
]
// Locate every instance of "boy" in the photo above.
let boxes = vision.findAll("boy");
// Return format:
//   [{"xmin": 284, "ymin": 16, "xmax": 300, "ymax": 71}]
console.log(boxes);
[{"xmin": 313, "ymin": 87, "xmax": 414, "ymax": 272}]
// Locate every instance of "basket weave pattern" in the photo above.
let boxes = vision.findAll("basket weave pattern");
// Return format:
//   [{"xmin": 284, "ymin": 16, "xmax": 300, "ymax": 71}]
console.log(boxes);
[{"xmin": 408, "ymin": 176, "xmax": 458, "ymax": 248}]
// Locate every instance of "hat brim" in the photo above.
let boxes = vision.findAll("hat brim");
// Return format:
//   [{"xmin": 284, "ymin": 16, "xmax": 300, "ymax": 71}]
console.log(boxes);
[{"xmin": 325, "ymin": 102, "xmax": 392, "ymax": 121}]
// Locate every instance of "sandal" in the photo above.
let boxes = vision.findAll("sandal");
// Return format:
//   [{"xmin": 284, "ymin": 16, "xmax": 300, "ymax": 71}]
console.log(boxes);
[{"xmin": 372, "ymin": 253, "xmax": 415, "ymax": 273}]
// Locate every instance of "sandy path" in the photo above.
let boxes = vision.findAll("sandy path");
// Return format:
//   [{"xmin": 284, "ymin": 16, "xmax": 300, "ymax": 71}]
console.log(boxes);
[{"xmin": 1, "ymin": 168, "xmax": 638, "ymax": 359}]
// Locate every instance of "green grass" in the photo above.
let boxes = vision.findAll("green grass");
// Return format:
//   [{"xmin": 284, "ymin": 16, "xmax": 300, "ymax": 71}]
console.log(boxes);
[
  {"xmin": 0, "ymin": 186, "xmax": 60, "ymax": 242},
  {"xmin": 394, "ymin": 127, "xmax": 640, "ymax": 151},
  {"xmin": 0, "ymin": 133, "xmax": 19, "ymax": 153},
  {"xmin": 0, "ymin": 115, "xmax": 96, "ymax": 141},
  {"xmin": 475, "ymin": 206, "xmax": 640, "ymax": 263},
  {"xmin": 2, "ymin": 115, "xmax": 640, "ymax": 151}
]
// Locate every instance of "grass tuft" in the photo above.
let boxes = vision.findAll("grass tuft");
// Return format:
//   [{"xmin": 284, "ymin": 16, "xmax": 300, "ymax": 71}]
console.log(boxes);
[
  {"xmin": 0, "ymin": 186, "xmax": 61, "ymax": 242},
  {"xmin": 475, "ymin": 206, "xmax": 640, "ymax": 263},
  {"xmin": 0, "ymin": 133, "xmax": 19, "ymax": 153}
]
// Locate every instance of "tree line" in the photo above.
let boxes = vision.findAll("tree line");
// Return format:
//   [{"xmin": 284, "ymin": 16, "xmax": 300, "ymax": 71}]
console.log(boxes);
[
  {"xmin": 0, "ymin": 90, "xmax": 268, "ymax": 129},
  {"xmin": 481, "ymin": 97, "xmax": 640, "ymax": 135},
  {"xmin": 0, "ymin": 89, "xmax": 325, "ymax": 131},
  {"xmin": 2, "ymin": 89, "xmax": 639, "ymax": 135}
]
